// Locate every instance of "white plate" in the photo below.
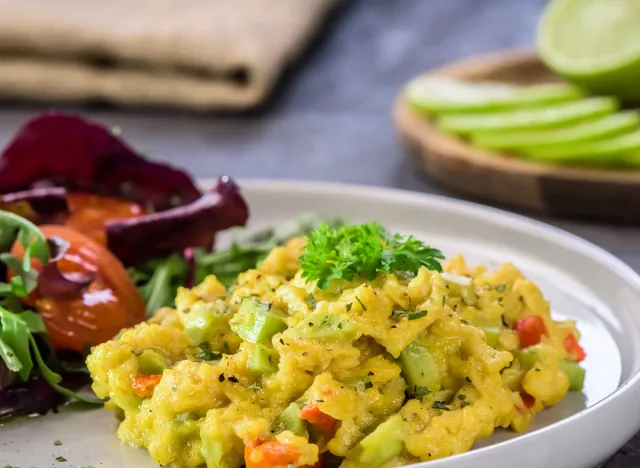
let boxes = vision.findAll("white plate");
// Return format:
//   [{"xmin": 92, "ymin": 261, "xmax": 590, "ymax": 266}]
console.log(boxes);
[{"xmin": 3, "ymin": 179, "xmax": 640, "ymax": 468}]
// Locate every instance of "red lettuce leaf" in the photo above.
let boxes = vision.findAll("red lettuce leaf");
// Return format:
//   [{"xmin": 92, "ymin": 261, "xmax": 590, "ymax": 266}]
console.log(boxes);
[
  {"xmin": 107, "ymin": 177, "xmax": 249, "ymax": 267},
  {"xmin": 0, "ymin": 372, "xmax": 90, "ymax": 420},
  {"xmin": 0, "ymin": 111, "xmax": 201, "ymax": 211},
  {"xmin": 2, "ymin": 187, "xmax": 69, "ymax": 224}
]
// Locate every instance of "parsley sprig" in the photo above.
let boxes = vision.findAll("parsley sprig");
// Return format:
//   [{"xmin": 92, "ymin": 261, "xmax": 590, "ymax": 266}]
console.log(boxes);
[{"xmin": 299, "ymin": 222, "xmax": 444, "ymax": 289}]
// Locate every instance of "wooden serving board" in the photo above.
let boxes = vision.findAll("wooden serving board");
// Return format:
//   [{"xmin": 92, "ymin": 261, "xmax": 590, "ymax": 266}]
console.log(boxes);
[{"xmin": 393, "ymin": 49, "xmax": 640, "ymax": 223}]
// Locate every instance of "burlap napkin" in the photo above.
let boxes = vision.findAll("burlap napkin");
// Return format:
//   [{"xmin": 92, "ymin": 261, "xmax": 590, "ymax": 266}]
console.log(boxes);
[{"xmin": 0, "ymin": 0, "xmax": 340, "ymax": 110}]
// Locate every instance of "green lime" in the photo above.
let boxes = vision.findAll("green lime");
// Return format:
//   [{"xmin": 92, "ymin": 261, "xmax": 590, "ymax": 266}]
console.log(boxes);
[
  {"xmin": 438, "ymin": 97, "xmax": 618, "ymax": 134},
  {"xmin": 405, "ymin": 77, "xmax": 583, "ymax": 114},
  {"xmin": 471, "ymin": 111, "xmax": 639, "ymax": 150},
  {"xmin": 538, "ymin": 0, "xmax": 640, "ymax": 103},
  {"xmin": 523, "ymin": 129, "xmax": 640, "ymax": 162}
]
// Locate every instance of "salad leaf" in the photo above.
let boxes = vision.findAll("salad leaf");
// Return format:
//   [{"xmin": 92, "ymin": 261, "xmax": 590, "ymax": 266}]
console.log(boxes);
[
  {"xmin": 129, "ymin": 254, "xmax": 188, "ymax": 317},
  {"xmin": 0, "ymin": 112, "xmax": 201, "ymax": 211},
  {"xmin": 299, "ymin": 222, "xmax": 444, "ymax": 289},
  {"xmin": 1, "ymin": 187, "xmax": 69, "ymax": 224},
  {"xmin": 106, "ymin": 176, "xmax": 249, "ymax": 267},
  {"xmin": 196, "ymin": 214, "xmax": 344, "ymax": 288}
]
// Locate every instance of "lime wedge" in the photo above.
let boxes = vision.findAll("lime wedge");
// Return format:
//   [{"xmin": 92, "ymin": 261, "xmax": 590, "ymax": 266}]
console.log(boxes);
[
  {"xmin": 438, "ymin": 97, "xmax": 618, "ymax": 134},
  {"xmin": 538, "ymin": 0, "xmax": 640, "ymax": 103},
  {"xmin": 405, "ymin": 77, "xmax": 583, "ymax": 114},
  {"xmin": 523, "ymin": 130, "xmax": 640, "ymax": 162},
  {"xmin": 471, "ymin": 111, "xmax": 639, "ymax": 150}
]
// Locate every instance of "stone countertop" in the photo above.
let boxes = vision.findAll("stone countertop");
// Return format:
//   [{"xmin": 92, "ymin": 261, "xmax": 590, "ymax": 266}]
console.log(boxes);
[{"xmin": 0, "ymin": 0, "xmax": 638, "ymax": 465}]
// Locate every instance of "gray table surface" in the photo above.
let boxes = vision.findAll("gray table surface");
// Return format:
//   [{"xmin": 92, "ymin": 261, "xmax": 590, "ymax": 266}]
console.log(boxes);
[{"xmin": 0, "ymin": 0, "xmax": 638, "ymax": 466}]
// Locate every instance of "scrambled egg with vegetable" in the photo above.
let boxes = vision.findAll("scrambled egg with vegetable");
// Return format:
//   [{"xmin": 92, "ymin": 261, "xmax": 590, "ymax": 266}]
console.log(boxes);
[{"xmin": 87, "ymin": 223, "xmax": 586, "ymax": 468}]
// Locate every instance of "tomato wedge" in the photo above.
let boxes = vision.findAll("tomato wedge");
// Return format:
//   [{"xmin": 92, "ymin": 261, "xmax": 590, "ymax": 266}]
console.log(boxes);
[
  {"xmin": 514, "ymin": 315, "xmax": 546, "ymax": 348},
  {"xmin": 131, "ymin": 374, "xmax": 163, "ymax": 398},
  {"xmin": 299, "ymin": 404, "xmax": 338, "ymax": 437},
  {"xmin": 11, "ymin": 225, "xmax": 145, "ymax": 352},
  {"xmin": 244, "ymin": 441, "xmax": 301, "ymax": 468},
  {"xmin": 563, "ymin": 333, "xmax": 586, "ymax": 362}
]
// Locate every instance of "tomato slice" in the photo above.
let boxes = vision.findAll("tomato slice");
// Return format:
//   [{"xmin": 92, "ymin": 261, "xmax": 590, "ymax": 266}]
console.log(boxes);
[
  {"xmin": 514, "ymin": 315, "xmax": 546, "ymax": 348},
  {"xmin": 65, "ymin": 192, "xmax": 145, "ymax": 246},
  {"xmin": 299, "ymin": 404, "xmax": 338, "ymax": 437},
  {"xmin": 563, "ymin": 333, "xmax": 586, "ymax": 362},
  {"xmin": 11, "ymin": 225, "xmax": 146, "ymax": 352}
]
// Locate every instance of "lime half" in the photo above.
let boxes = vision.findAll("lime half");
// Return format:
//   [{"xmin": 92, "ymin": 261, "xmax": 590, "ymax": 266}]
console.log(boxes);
[
  {"xmin": 471, "ymin": 111, "xmax": 640, "ymax": 150},
  {"xmin": 405, "ymin": 77, "xmax": 583, "ymax": 114},
  {"xmin": 538, "ymin": 0, "xmax": 640, "ymax": 103},
  {"xmin": 438, "ymin": 97, "xmax": 618, "ymax": 134}
]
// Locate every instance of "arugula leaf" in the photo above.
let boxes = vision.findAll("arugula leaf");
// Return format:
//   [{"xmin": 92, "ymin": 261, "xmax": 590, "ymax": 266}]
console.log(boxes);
[
  {"xmin": 29, "ymin": 335, "xmax": 102, "ymax": 405},
  {"xmin": 0, "ymin": 307, "xmax": 34, "ymax": 380},
  {"xmin": 130, "ymin": 254, "xmax": 188, "ymax": 317},
  {"xmin": 195, "ymin": 215, "xmax": 344, "ymax": 289},
  {"xmin": 299, "ymin": 222, "xmax": 444, "ymax": 289}
]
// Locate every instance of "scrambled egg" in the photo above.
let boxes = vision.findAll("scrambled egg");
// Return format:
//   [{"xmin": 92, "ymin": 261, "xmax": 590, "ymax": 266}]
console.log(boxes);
[{"xmin": 87, "ymin": 238, "xmax": 585, "ymax": 468}]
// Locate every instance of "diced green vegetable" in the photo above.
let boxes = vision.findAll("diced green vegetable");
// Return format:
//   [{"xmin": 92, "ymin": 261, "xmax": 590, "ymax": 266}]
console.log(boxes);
[
  {"xmin": 480, "ymin": 325, "xmax": 502, "ymax": 348},
  {"xmin": 183, "ymin": 302, "xmax": 227, "ymax": 345},
  {"xmin": 137, "ymin": 349, "xmax": 167, "ymax": 375},
  {"xmin": 201, "ymin": 439, "xmax": 225, "ymax": 467},
  {"xmin": 229, "ymin": 298, "xmax": 287, "ymax": 344},
  {"xmin": 248, "ymin": 344, "xmax": 278, "ymax": 375},
  {"xmin": 350, "ymin": 414, "xmax": 406, "ymax": 468},
  {"xmin": 399, "ymin": 341, "xmax": 440, "ymax": 392},
  {"xmin": 559, "ymin": 359, "xmax": 586, "ymax": 391},
  {"xmin": 441, "ymin": 272, "xmax": 477, "ymax": 306},
  {"xmin": 514, "ymin": 348, "xmax": 539, "ymax": 369},
  {"xmin": 272, "ymin": 402, "xmax": 308, "ymax": 437},
  {"xmin": 294, "ymin": 309, "xmax": 358, "ymax": 342}
]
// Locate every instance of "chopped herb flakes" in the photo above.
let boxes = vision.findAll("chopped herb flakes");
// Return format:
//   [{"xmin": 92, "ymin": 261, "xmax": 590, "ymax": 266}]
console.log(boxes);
[
  {"xmin": 407, "ymin": 310, "xmax": 427, "ymax": 320},
  {"xmin": 355, "ymin": 296, "xmax": 367, "ymax": 311},
  {"xmin": 55, "ymin": 456, "xmax": 67, "ymax": 462},
  {"xmin": 54, "ymin": 440, "xmax": 62, "ymax": 446},
  {"xmin": 465, "ymin": 376, "xmax": 472, "ymax": 383},
  {"xmin": 495, "ymin": 284, "xmax": 507, "ymax": 293},
  {"xmin": 457, "ymin": 394, "xmax": 466, "ymax": 401},
  {"xmin": 501, "ymin": 315, "xmax": 509, "ymax": 327},
  {"xmin": 432, "ymin": 401, "xmax": 450, "ymax": 411}
]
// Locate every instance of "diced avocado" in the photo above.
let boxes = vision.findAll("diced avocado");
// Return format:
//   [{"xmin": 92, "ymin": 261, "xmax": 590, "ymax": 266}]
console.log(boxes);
[
  {"xmin": 229, "ymin": 298, "xmax": 287, "ymax": 344},
  {"xmin": 294, "ymin": 308, "xmax": 358, "ymax": 342},
  {"xmin": 441, "ymin": 272, "xmax": 477, "ymax": 306},
  {"xmin": 399, "ymin": 341, "xmax": 441, "ymax": 392},
  {"xmin": 183, "ymin": 302, "xmax": 227, "ymax": 345},
  {"xmin": 514, "ymin": 348, "xmax": 539, "ymax": 369},
  {"xmin": 559, "ymin": 359, "xmax": 586, "ymax": 391},
  {"xmin": 248, "ymin": 344, "xmax": 278, "ymax": 375},
  {"xmin": 137, "ymin": 349, "xmax": 167, "ymax": 375},
  {"xmin": 480, "ymin": 325, "xmax": 501, "ymax": 348},
  {"xmin": 272, "ymin": 402, "xmax": 308, "ymax": 437},
  {"xmin": 351, "ymin": 414, "xmax": 405, "ymax": 468}
]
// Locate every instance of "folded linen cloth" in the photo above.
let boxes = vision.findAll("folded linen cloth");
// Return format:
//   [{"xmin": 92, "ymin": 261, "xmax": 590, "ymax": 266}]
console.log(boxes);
[{"xmin": 0, "ymin": 0, "xmax": 339, "ymax": 110}]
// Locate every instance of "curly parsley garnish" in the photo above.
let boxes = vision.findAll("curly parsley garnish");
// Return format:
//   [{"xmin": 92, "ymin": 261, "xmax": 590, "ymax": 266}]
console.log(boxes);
[{"xmin": 299, "ymin": 222, "xmax": 444, "ymax": 289}]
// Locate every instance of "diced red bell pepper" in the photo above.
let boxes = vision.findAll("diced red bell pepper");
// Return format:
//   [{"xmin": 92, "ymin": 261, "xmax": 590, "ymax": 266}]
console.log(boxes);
[
  {"xmin": 299, "ymin": 404, "xmax": 338, "ymax": 437},
  {"xmin": 520, "ymin": 392, "xmax": 536, "ymax": 409},
  {"xmin": 244, "ymin": 441, "xmax": 301, "ymax": 468},
  {"xmin": 563, "ymin": 333, "xmax": 586, "ymax": 362},
  {"xmin": 131, "ymin": 374, "xmax": 162, "ymax": 398},
  {"xmin": 514, "ymin": 315, "xmax": 546, "ymax": 348}
]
